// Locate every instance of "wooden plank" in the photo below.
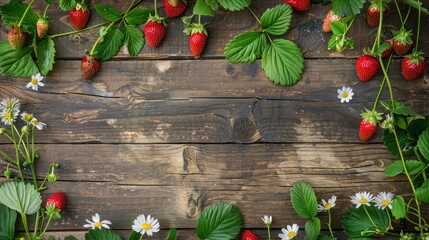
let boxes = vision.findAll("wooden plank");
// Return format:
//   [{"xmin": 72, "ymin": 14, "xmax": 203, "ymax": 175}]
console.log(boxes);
[{"xmin": 0, "ymin": 0, "xmax": 427, "ymax": 59}]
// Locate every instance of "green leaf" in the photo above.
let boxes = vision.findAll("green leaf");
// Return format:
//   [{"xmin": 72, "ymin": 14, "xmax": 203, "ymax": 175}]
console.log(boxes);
[
  {"xmin": 305, "ymin": 218, "xmax": 321, "ymax": 240},
  {"xmin": 390, "ymin": 102, "xmax": 423, "ymax": 118},
  {"xmin": 376, "ymin": 42, "xmax": 392, "ymax": 57},
  {"xmin": 327, "ymin": 35, "xmax": 339, "ymax": 50},
  {"xmin": 262, "ymin": 39, "xmax": 304, "ymax": 87},
  {"xmin": 59, "ymin": 0, "xmax": 77, "ymax": 11},
  {"xmin": 36, "ymin": 38, "xmax": 56, "ymax": 76},
  {"xmin": 383, "ymin": 128, "xmax": 414, "ymax": 157},
  {"xmin": 290, "ymin": 181, "xmax": 318, "ymax": 219},
  {"xmin": 331, "ymin": 0, "xmax": 365, "ymax": 16},
  {"xmin": 330, "ymin": 22, "xmax": 346, "ymax": 36},
  {"xmin": 0, "ymin": 0, "xmax": 38, "ymax": 27},
  {"xmin": 127, "ymin": 231, "xmax": 141, "ymax": 240},
  {"xmin": 416, "ymin": 180, "xmax": 429, "ymax": 203},
  {"xmin": 384, "ymin": 160, "xmax": 403, "ymax": 177},
  {"xmin": 85, "ymin": 228, "xmax": 122, "ymax": 240},
  {"xmin": 405, "ymin": 160, "xmax": 425, "ymax": 175},
  {"xmin": 95, "ymin": 4, "xmax": 122, "ymax": 22},
  {"xmin": 0, "ymin": 41, "xmax": 38, "ymax": 78},
  {"xmin": 194, "ymin": 0, "xmax": 215, "ymax": 16},
  {"xmin": 0, "ymin": 181, "xmax": 42, "ymax": 215},
  {"xmin": 166, "ymin": 228, "xmax": 176, "ymax": 240},
  {"xmin": 0, "ymin": 205, "xmax": 16, "ymax": 240},
  {"xmin": 391, "ymin": 196, "xmax": 406, "ymax": 220},
  {"xmin": 408, "ymin": 118, "xmax": 429, "ymax": 143},
  {"xmin": 341, "ymin": 205, "xmax": 389, "ymax": 238},
  {"xmin": 95, "ymin": 26, "xmax": 124, "ymax": 61},
  {"xmin": 44, "ymin": 0, "xmax": 53, "ymax": 5},
  {"xmin": 197, "ymin": 204, "xmax": 243, "ymax": 240},
  {"xmin": 125, "ymin": 7, "xmax": 153, "ymax": 25},
  {"xmin": 124, "ymin": 25, "xmax": 144, "ymax": 56},
  {"xmin": 205, "ymin": 0, "xmax": 219, "ymax": 10},
  {"xmin": 417, "ymin": 128, "xmax": 429, "ymax": 160},
  {"xmin": 224, "ymin": 31, "xmax": 267, "ymax": 63},
  {"xmin": 216, "ymin": 0, "xmax": 251, "ymax": 11},
  {"xmin": 64, "ymin": 236, "xmax": 78, "ymax": 240},
  {"xmin": 260, "ymin": 4, "xmax": 292, "ymax": 36}
]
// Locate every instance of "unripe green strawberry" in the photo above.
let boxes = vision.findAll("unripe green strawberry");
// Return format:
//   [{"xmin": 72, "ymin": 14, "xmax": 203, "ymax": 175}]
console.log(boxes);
[
  {"xmin": 81, "ymin": 55, "xmax": 100, "ymax": 80},
  {"xmin": 8, "ymin": 26, "xmax": 27, "ymax": 50},
  {"xmin": 37, "ymin": 18, "xmax": 49, "ymax": 38}
]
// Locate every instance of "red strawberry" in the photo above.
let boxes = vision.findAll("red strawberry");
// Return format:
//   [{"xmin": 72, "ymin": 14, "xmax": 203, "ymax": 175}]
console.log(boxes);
[
  {"xmin": 241, "ymin": 230, "xmax": 259, "ymax": 240},
  {"xmin": 164, "ymin": 0, "xmax": 187, "ymax": 18},
  {"xmin": 46, "ymin": 192, "xmax": 67, "ymax": 211},
  {"xmin": 401, "ymin": 51, "xmax": 426, "ymax": 81},
  {"xmin": 322, "ymin": 10, "xmax": 341, "ymax": 33},
  {"xmin": 69, "ymin": 4, "xmax": 90, "ymax": 30},
  {"xmin": 285, "ymin": 0, "xmax": 310, "ymax": 12},
  {"xmin": 366, "ymin": 0, "xmax": 388, "ymax": 28},
  {"xmin": 381, "ymin": 39, "xmax": 393, "ymax": 58},
  {"xmin": 81, "ymin": 55, "xmax": 100, "ymax": 80},
  {"xmin": 144, "ymin": 15, "xmax": 167, "ymax": 48},
  {"xmin": 37, "ymin": 18, "xmax": 49, "ymax": 38},
  {"xmin": 184, "ymin": 23, "xmax": 208, "ymax": 58},
  {"xmin": 356, "ymin": 54, "xmax": 380, "ymax": 81},
  {"xmin": 359, "ymin": 110, "xmax": 382, "ymax": 141},
  {"xmin": 7, "ymin": 26, "xmax": 27, "ymax": 50},
  {"xmin": 391, "ymin": 28, "xmax": 413, "ymax": 56}
]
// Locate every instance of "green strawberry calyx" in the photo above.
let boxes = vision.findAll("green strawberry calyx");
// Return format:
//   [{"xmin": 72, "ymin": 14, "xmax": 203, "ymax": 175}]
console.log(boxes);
[
  {"xmin": 404, "ymin": 50, "xmax": 425, "ymax": 66},
  {"xmin": 183, "ymin": 23, "xmax": 207, "ymax": 36},
  {"xmin": 391, "ymin": 28, "xmax": 413, "ymax": 44},
  {"xmin": 147, "ymin": 14, "xmax": 167, "ymax": 27},
  {"xmin": 369, "ymin": 0, "xmax": 390, "ymax": 11},
  {"xmin": 169, "ymin": 0, "xmax": 186, "ymax": 7},
  {"xmin": 361, "ymin": 109, "xmax": 383, "ymax": 126}
]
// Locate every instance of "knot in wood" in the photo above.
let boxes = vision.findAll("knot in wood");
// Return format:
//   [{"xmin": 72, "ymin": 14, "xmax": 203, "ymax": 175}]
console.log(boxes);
[
  {"xmin": 73, "ymin": 35, "xmax": 81, "ymax": 44},
  {"xmin": 63, "ymin": 113, "xmax": 71, "ymax": 122},
  {"xmin": 232, "ymin": 116, "xmax": 261, "ymax": 143}
]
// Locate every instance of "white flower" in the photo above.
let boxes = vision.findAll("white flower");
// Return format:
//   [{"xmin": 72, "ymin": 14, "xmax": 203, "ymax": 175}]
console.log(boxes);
[
  {"xmin": 26, "ymin": 73, "xmax": 44, "ymax": 91},
  {"xmin": 278, "ymin": 224, "xmax": 299, "ymax": 240},
  {"xmin": 262, "ymin": 215, "xmax": 272, "ymax": 225},
  {"xmin": 30, "ymin": 117, "xmax": 46, "ymax": 130},
  {"xmin": 337, "ymin": 86, "xmax": 354, "ymax": 103},
  {"xmin": 317, "ymin": 195, "xmax": 337, "ymax": 212},
  {"xmin": 21, "ymin": 112, "xmax": 33, "ymax": 122},
  {"xmin": 83, "ymin": 213, "xmax": 112, "ymax": 229},
  {"xmin": 350, "ymin": 191, "xmax": 374, "ymax": 208},
  {"xmin": 0, "ymin": 110, "xmax": 18, "ymax": 125},
  {"xmin": 373, "ymin": 192, "xmax": 394, "ymax": 210},
  {"xmin": 0, "ymin": 98, "xmax": 20, "ymax": 113},
  {"xmin": 131, "ymin": 214, "xmax": 160, "ymax": 236}
]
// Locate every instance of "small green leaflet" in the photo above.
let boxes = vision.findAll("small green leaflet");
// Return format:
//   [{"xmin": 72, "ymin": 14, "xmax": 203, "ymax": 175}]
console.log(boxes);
[
  {"xmin": 224, "ymin": 31, "xmax": 267, "ymax": 63},
  {"xmin": 416, "ymin": 180, "xmax": 429, "ymax": 203},
  {"xmin": 0, "ymin": 205, "xmax": 16, "ymax": 240},
  {"xmin": 262, "ymin": 39, "xmax": 304, "ymax": 86},
  {"xmin": 305, "ymin": 218, "xmax": 321, "ymax": 240},
  {"xmin": 59, "ymin": 0, "xmax": 77, "ymax": 11},
  {"xmin": 260, "ymin": 4, "xmax": 293, "ymax": 36},
  {"xmin": 384, "ymin": 160, "xmax": 403, "ymax": 177},
  {"xmin": 95, "ymin": 4, "xmax": 122, "ymax": 22},
  {"xmin": 330, "ymin": 22, "xmax": 346, "ymax": 36},
  {"xmin": 125, "ymin": 8, "xmax": 153, "ymax": 25},
  {"xmin": 127, "ymin": 231, "xmax": 141, "ymax": 240},
  {"xmin": 0, "ymin": 41, "xmax": 38, "ymax": 78},
  {"xmin": 418, "ymin": 128, "xmax": 429, "ymax": 160},
  {"xmin": 95, "ymin": 26, "xmax": 124, "ymax": 61},
  {"xmin": 290, "ymin": 181, "xmax": 318, "ymax": 219},
  {"xmin": 216, "ymin": 0, "xmax": 251, "ymax": 11},
  {"xmin": 391, "ymin": 196, "xmax": 406, "ymax": 220},
  {"xmin": 194, "ymin": 0, "xmax": 215, "ymax": 16},
  {"xmin": 36, "ymin": 38, "xmax": 56, "ymax": 76},
  {"xmin": 341, "ymin": 205, "xmax": 389, "ymax": 238},
  {"xmin": 124, "ymin": 25, "xmax": 144, "ymax": 56},
  {"xmin": 205, "ymin": 0, "xmax": 219, "ymax": 11},
  {"xmin": 85, "ymin": 228, "xmax": 121, "ymax": 240},
  {"xmin": 166, "ymin": 228, "xmax": 177, "ymax": 240},
  {"xmin": 0, "ymin": 0, "xmax": 38, "ymax": 27},
  {"xmin": 197, "ymin": 204, "xmax": 243, "ymax": 240},
  {"xmin": 332, "ymin": 0, "xmax": 365, "ymax": 16}
]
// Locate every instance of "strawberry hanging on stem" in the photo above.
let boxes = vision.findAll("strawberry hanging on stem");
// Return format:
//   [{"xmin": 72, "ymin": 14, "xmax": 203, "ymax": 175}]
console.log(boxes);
[
  {"xmin": 391, "ymin": 28, "xmax": 413, "ymax": 56},
  {"xmin": 69, "ymin": 1, "xmax": 91, "ymax": 30},
  {"xmin": 8, "ymin": 25, "xmax": 28, "ymax": 50},
  {"xmin": 144, "ymin": 0, "xmax": 167, "ymax": 48},
  {"xmin": 164, "ymin": 0, "xmax": 187, "ymax": 18},
  {"xmin": 366, "ymin": 0, "xmax": 389, "ymax": 27},
  {"xmin": 359, "ymin": 109, "xmax": 383, "ymax": 141},
  {"xmin": 183, "ymin": 15, "xmax": 208, "ymax": 58}
]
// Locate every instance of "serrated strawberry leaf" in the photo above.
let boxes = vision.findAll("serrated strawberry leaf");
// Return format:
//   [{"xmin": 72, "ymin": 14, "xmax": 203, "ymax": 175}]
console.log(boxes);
[
  {"xmin": 224, "ymin": 31, "xmax": 267, "ymax": 63},
  {"xmin": 0, "ymin": 204, "xmax": 16, "ymax": 240},
  {"xmin": 0, "ymin": 0, "xmax": 38, "ymax": 27},
  {"xmin": 330, "ymin": 21, "xmax": 346, "ymax": 36},
  {"xmin": 290, "ymin": 181, "xmax": 318, "ymax": 219},
  {"xmin": 95, "ymin": 4, "xmax": 121, "ymax": 22},
  {"xmin": 384, "ymin": 160, "xmax": 403, "ymax": 177},
  {"xmin": 166, "ymin": 228, "xmax": 176, "ymax": 240},
  {"xmin": 194, "ymin": 0, "xmax": 215, "ymax": 16},
  {"xmin": 123, "ymin": 25, "xmax": 144, "ymax": 56},
  {"xmin": 332, "ymin": 0, "xmax": 365, "ymax": 16},
  {"xmin": 0, "ymin": 41, "xmax": 38, "ymax": 78},
  {"xmin": 417, "ymin": 128, "xmax": 429, "ymax": 160},
  {"xmin": 206, "ymin": 0, "xmax": 219, "ymax": 10},
  {"xmin": 305, "ymin": 218, "xmax": 321, "ymax": 240},
  {"xmin": 262, "ymin": 39, "xmax": 304, "ymax": 86},
  {"xmin": 85, "ymin": 228, "xmax": 121, "ymax": 240},
  {"xmin": 216, "ymin": 0, "xmax": 251, "ymax": 11},
  {"xmin": 125, "ymin": 7, "xmax": 153, "ymax": 25},
  {"xmin": 416, "ymin": 180, "xmax": 429, "ymax": 203},
  {"xmin": 95, "ymin": 26, "xmax": 124, "ymax": 61},
  {"xmin": 391, "ymin": 196, "xmax": 406, "ymax": 220},
  {"xmin": 36, "ymin": 38, "xmax": 56, "ymax": 76},
  {"xmin": 59, "ymin": 0, "xmax": 77, "ymax": 11},
  {"xmin": 0, "ymin": 181, "xmax": 42, "ymax": 215},
  {"xmin": 260, "ymin": 4, "xmax": 292, "ymax": 36},
  {"xmin": 341, "ymin": 205, "xmax": 389, "ymax": 238},
  {"xmin": 197, "ymin": 204, "xmax": 242, "ymax": 240}
]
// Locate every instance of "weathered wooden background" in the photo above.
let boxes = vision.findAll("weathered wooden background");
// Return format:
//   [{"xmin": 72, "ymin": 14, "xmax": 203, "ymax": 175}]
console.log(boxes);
[{"xmin": 1, "ymin": 0, "xmax": 429, "ymax": 239}]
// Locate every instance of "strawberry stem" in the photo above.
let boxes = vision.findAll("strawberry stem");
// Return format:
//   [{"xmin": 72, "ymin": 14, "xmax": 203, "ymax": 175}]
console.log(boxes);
[
  {"xmin": 48, "ymin": 22, "xmax": 109, "ymax": 39},
  {"xmin": 394, "ymin": 0, "xmax": 405, "ymax": 26},
  {"xmin": 43, "ymin": 4, "xmax": 50, "ymax": 18},
  {"xmin": 247, "ymin": 7, "xmax": 261, "ymax": 26},
  {"xmin": 372, "ymin": 55, "xmax": 393, "ymax": 112},
  {"xmin": 415, "ymin": 0, "xmax": 421, "ymax": 50},
  {"xmin": 90, "ymin": 21, "xmax": 116, "ymax": 56},
  {"xmin": 154, "ymin": 0, "xmax": 158, "ymax": 16},
  {"xmin": 17, "ymin": 0, "xmax": 35, "ymax": 27},
  {"xmin": 198, "ymin": 14, "xmax": 201, "ymax": 25}
]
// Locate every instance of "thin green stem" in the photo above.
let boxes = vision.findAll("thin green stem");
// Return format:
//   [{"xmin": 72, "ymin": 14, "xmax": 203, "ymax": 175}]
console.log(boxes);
[
  {"xmin": 11, "ymin": 124, "xmax": 25, "ymax": 181},
  {"xmin": 341, "ymin": 16, "xmax": 355, "ymax": 44},
  {"xmin": 247, "ymin": 7, "xmax": 261, "ymax": 25},
  {"xmin": 372, "ymin": 55, "xmax": 393, "ymax": 112},
  {"xmin": 90, "ymin": 21, "xmax": 116, "ymax": 55},
  {"xmin": 394, "ymin": 0, "xmax": 405, "ymax": 25},
  {"xmin": 198, "ymin": 14, "xmax": 201, "ymax": 25},
  {"xmin": 379, "ymin": 60, "xmax": 394, "ymax": 105},
  {"xmin": 363, "ymin": 205, "xmax": 379, "ymax": 230},
  {"xmin": 385, "ymin": 208, "xmax": 392, "ymax": 231},
  {"xmin": 43, "ymin": 4, "xmax": 50, "ymax": 18},
  {"xmin": 327, "ymin": 209, "xmax": 334, "ymax": 238},
  {"xmin": 17, "ymin": 0, "xmax": 35, "ymax": 27},
  {"xmin": 0, "ymin": 150, "xmax": 17, "ymax": 163},
  {"xmin": 403, "ymin": 6, "xmax": 412, "ymax": 27},
  {"xmin": 154, "ymin": 0, "xmax": 158, "ymax": 16},
  {"xmin": 39, "ymin": 214, "xmax": 53, "ymax": 238},
  {"xmin": 33, "ymin": 209, "xmax": 41, "ymax": 236},
  {"xmin": 415, "ymin": 0, "xmax": 421, "ymax": 49},
  {"xmin": 48, "ymin": 22, "xmax": 109, "ymax": 39},
  {"xmin": 21, "ymin": 213, "xmax": 32, "ymax": 239},
  {"xmin": 414, "ymin": 147, "xmax": 427, "ymax": 180},
  {"xmin": 267, "ymin": 225, "xmax": 271, "ymax": 240},
  {"xmin": 406, "ymin": 216, "xmax": 419, "ymax": 225}
]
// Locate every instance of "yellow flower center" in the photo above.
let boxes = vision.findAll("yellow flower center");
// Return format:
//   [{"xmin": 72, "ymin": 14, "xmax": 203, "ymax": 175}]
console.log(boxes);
[
  {"xmin": 142, "ymin": 223, "xmax": 152, "ymax": 230},
  {"xmin": 358, "ymin": 198, "xmax": 368, "ymax": 204},
  {"xmin": 287, "ymin": 231, "xmax": 296, "ymax": 239},
  {"xmin": 94, "ymin": 222, "xmax": 102, "ymax": 228},
  {"xmin": 32, "ymin": 78, "xmax": 38, "ymax": 84},
  {"xmin": 324, "ymin": 203, "xmax": 332, "ymax": 209},
  {"xmin": 31, "ymin": 119, "xmax": 39, "ymax": 125},
  {"xmin": 5, "ymin": 112, "xmax": 12, "ymax": 120},
  {"xmin": 381, "ymin": 199, "xmax": 390, "ymax": 206},
  {"xmin": 342, "ymin": 92, "xmax": 349, "ymax": 98}
]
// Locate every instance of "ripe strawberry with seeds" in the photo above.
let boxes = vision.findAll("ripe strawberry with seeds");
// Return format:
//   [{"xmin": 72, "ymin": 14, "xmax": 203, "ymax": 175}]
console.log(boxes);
[
  {"xmin": 37, "ymin": 18, "xmax": 49, "ymax": 38},
  {"xmin": 164, "ymin": 0, "xmax": 187, "ymax": 18},
  {"xmin": 241, "ymin": 230, "xmax": 259, "ymax": 240},
  {"xmin": 81, "ymin": 55, "xmax": 100, "ymax": 80},
  {"xmin": 401, "ymin": 51, "xmax": 426, "ymax": 81},
  {"xmin": 8, "ymin": 26, "xmax": 27, "ymax": 50},
  {"xmin": 184, "ymin": 23, "xmax": 208, "ymax": 58},
  {"xmin": 322, "ymin": 10, "xmax": 341, "ymax": 33},
  {"xmin": 144, "ymin": 15, "xmax": 167, "ymax": 48},
  {"xmin": 381, "ymin": 39, "xmax": 393, "ymax": 58},
  {"xmin": 359, "ymin": 110, "xmax": 382, "ymax": 141},
  {"xmin": 46, "ymin": 192, "xmax": 67, "ymax": 211},
  {"xmin": 69, "ymin": 3, "xmax": 90, "ymax": 30},
  {"xmin": 356, "ymin": 54, "xmax": 380, "ymax": 81},
  {"xmin": 391, "ymin": 28, "xmax": 413, "ymax": 56},
  {"xmin": 285, "ymin": 0, "xmax": 310, "ymax": 12},
  {"xmin": 366, "ymin": 0, "xmax": 388, "ymax": 27}
]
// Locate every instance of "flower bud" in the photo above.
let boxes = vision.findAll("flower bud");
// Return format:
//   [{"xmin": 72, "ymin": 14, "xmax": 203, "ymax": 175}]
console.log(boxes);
[
  {"xmin": 0, "ymin": 128, "xmax": 5, "ymax": 135},
  {"xmin": 21, "ymin": 125, "xmax": 29, "ymax": 134},
  {"xmin": 4, "ymin": 168, "xmax": 11, "ymax": 178},
  {"xmin": 47, "ymin": 173, "xmax": 57, "ymax": 182},
  {"xmin": 34, "ymin": 151, "xmax": 40, "ymax": 159}
]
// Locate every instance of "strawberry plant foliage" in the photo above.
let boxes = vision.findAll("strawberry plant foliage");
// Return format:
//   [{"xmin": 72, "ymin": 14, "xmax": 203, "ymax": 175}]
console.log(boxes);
[
  {"xmin": 260, "ymin": 4, "xmax": 292, "ymax": 36},
  {"xmin": 125, "ymin": 7, "xmax": 153, "ymax": 25},
  {"xmin": 36, "ymin": 38, "xmax": 56, "ymax": 76},
  {"xmin": 194, "ymin": 0, "xmax": 216, "ymax": 17},
  {"xmin": 216, "ymin": 0, "xmax": 250, "ymax": 11},
  {"xmin": 290, "ymin": 181, "xmax": 318, "ymax": 219},
  {"xmin": 331, "ymin": 0, "xmax": 365, "ymax": 16},
  {"xmin": 197, "ymin": 204, "xmax": 243, "ymax": 240},
  {"xmin": 341, "ymin": 205, "xmax": 389, "ymax": 238},
  {"xmin": 85, "ymin": 228, "xmax": 121, "ymax": 240},
  {"xmin": 124, "ymin": 25, "xmax": 145, "ymax": 56},
  {"xmin": 0, "ymin": 181, "xmax": 42, "ymax": 215},
  {"xmin": 0, "ymin": 204, "xmax": 16, "ymax": 240},
  {"xmin": 59, "ymin": 0, "xmax": 77, "ymax": 11},
  {"xmin": 0, "ymin": 41, "xmax": 38, "ymax": 77},
  {"xmin": 0, "ymin": 0, "xmax": 37, "ymax": 28},
  {"xmin": 94, "ymin": 26, "xmax": 124, "ymax": 61},
  {"xmin": 94, "ymin": 4, "xmax": 122, "ymax": 22},
  {"xmin": 225, "ymin": 31, "xmax": 266, "ymax": 63}
]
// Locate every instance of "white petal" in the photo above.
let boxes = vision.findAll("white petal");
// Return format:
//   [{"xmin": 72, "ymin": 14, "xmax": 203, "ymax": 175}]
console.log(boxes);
[
  {"xmin": 26, "ymin": 82, "xmax": 32, "ymax": 88},
  {"xmin": 102, "ymin": 224, "xmax": 110, "ymax": 229},
  {"xmin": 102, "ymin": 220, "xmax": 112, "ymax": 225},
  {"xmin": 38, "ymin": 82, "xmax": 44, "ymax": 87},
  {"xmin": 93, "ymin": 214, "xmax": 100, "ymax": 222},
  {"xmin": 337, "ymin": 89, "xmax": 343, "ymax": 95},
  {"xmin": 83, "ymin": 224, "xmax": 93, "ymax": 228}
]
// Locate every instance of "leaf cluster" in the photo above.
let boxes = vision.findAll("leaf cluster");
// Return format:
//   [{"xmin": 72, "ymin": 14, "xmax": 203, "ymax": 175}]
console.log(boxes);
[
  {"xmin": 224, "ymin": 4, "xmax": 304, "ymax": 86},
  {"xmin": 192, "ymin": 0, "xmax": 250, "ymax": 16},
  {"xmin": 341, "ymin": 205, "xmax": 389, "ymax": 238}
]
